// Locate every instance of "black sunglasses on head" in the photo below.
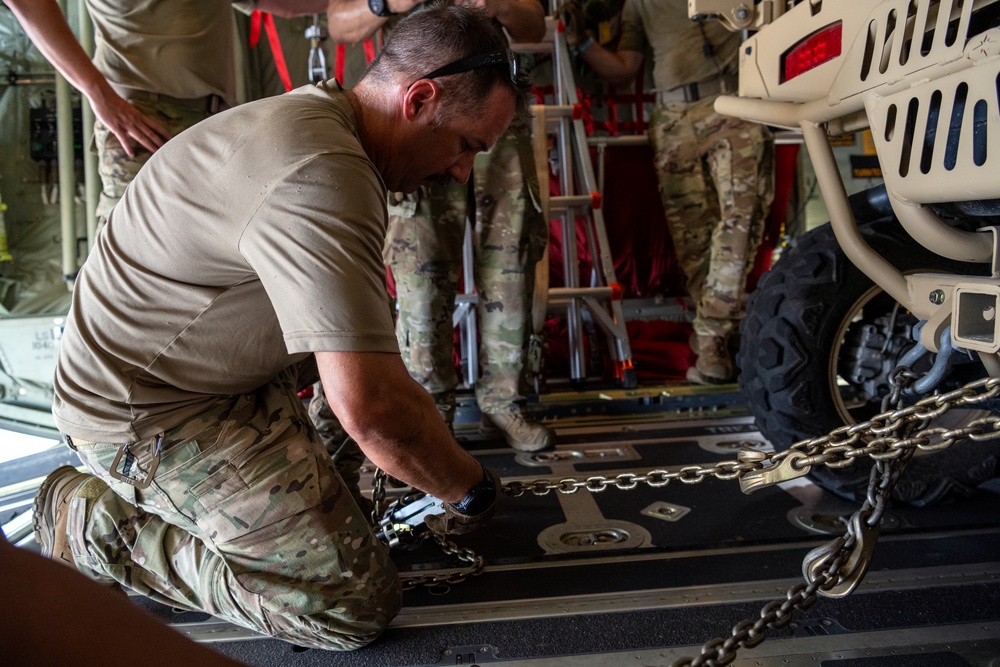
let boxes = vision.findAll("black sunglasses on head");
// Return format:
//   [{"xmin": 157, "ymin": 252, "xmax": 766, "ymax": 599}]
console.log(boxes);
[{"xmin": 410, "ymin": 49, "xmax": 518, "ymax": 88}]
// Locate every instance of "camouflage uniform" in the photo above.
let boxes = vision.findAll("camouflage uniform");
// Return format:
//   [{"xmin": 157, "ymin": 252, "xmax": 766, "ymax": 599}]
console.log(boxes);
[
  {"xmin": 93, "ymin": 98, "xmax": 216, "ymax": 223},
  {"xmin": 610, "ymin": 0, "xmax": 774, "ymax": 381},
  {"xmin": 63, "ymin": 364, "xmax": 400, "ymax": 650},
  {"xmin": 649, "ymin": 98, "xmax": 773, "ymax": 341},
  {"xmin": 383, "ymin": 118, "xmax": 548, "ymax": 417}
]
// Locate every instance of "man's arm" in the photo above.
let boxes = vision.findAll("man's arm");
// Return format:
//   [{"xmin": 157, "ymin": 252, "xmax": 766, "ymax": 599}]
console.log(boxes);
[
  {"xmin": 578, "ymin": 43, "xmax": 645, "ymax": 86},
  {"xmin": 325, "ymin": 0, "xmax": 544, "ymax": 50},
  {"xmin": 460, "ymin": 0, "xmax": 546, "ymax": 44},
  {"xmin": 255, "ymin": 0, "xmax": 330, "ymax": 18},
  {"xmin": 315, "ymin": 349, "xmax": 483, "ymax": 503},
  {"xmin": 6, "ymin": 0, "xmax": 170, "ymax": 157},
  {"xmin": 325, "ymin": 0, "xmax": 423, "ymax": 45}
]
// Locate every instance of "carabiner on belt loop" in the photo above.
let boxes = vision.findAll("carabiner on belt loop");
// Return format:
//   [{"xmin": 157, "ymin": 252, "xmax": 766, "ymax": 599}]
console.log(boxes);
[{"xmin": 109, "ymin": 434, "xmax": 162, "ymax": 489}]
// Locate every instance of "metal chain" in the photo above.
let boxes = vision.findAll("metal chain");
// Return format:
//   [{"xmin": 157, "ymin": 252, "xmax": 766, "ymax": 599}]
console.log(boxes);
[
  {"xmin": 502, "ymin": 376, "xmax": 1000, "ymax": 499},
  {"xmin": 398, "ymin": 533, "xmax": 485, "ymax": 592},
  {"xmin": 370, "ymin": 469, "xmax": 486, "ymax": 590},
  {"xmin": 367, "ymin": 374, "xmax": 1000, "ymax": 646},
  {"xmin": 670, "ymin": 361, "xmax": 921, "ymax": 666}
]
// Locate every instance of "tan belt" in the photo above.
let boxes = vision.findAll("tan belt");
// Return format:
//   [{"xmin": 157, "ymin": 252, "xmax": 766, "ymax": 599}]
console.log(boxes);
[
  {"xmin": 656, "ymin": 75, "xmax": 738, "ymax": 104},
  {"xmin": 122, "ymin": 90, "xmax": 228, "ymax": 114}
]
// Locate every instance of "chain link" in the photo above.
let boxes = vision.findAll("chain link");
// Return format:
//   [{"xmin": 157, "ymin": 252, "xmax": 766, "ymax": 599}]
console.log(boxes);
[
  {"xmin": 502, "ymin": 376, "xmax": 1000, "ymax": 499},
  {"xmin": 397, "ymin": 533, "xmax": 485, "ymax": 592}
]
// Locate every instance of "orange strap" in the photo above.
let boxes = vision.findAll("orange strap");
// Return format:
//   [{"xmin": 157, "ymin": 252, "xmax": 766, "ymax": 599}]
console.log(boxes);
[{"xmin": 250, "ymin": 11, "xmax": 293, "ymax": 93}]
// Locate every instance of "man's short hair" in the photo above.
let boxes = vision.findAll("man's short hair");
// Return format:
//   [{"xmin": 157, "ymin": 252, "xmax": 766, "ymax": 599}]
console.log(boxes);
[{"xmin": 364, "ymin": 1, "xmax": 532, "ymax": 123}]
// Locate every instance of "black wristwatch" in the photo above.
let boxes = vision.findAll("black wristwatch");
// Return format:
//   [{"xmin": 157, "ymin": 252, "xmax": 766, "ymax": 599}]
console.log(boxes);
[
  {"xmin": 368, "ymin": 0, "xmax": 395, "ymax": 17},
  {"xmin": 450, "ymin": 465, "xmax": 496, "ymax": 516}
]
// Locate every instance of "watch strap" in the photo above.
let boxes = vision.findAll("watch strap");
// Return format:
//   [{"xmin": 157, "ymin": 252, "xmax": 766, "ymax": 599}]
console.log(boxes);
[
  {"xmin": 368, "ymin": 0, "xmax": 394, "ymax": 17},
  {"xmin": 450, "ymin": 464, "xmax": 497, "ymax": 516}
]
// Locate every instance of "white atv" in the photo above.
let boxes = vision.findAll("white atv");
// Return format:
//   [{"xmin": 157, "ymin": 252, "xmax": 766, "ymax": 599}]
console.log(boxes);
[{"xmin": 689, "ymin": 0, "xmax": 1000, "ymax": 505}]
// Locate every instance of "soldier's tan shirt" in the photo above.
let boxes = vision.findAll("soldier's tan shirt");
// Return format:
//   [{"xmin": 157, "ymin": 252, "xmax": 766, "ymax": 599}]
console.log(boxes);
[
  {"xmin": 617, "ymin": 0, "xmax": 739, "ymax": 92},
  {"xmin": 53, "ymin": 81, "xmax": 398, "ymax": 443},
  {"xmin": 86, "ymin": 0, "xmax": 255, "ymax": 107}
]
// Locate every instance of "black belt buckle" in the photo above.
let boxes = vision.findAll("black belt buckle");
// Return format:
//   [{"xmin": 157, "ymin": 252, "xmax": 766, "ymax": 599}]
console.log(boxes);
[{"xmin": 109, "ymin": 435, "xmax": 162, "ymax": 489}]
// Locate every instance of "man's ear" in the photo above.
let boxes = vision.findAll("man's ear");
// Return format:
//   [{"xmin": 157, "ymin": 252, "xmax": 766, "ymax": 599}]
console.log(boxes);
[{"xmin": 403, "ymin": 79, "xmax": 442, "ymax": 123}]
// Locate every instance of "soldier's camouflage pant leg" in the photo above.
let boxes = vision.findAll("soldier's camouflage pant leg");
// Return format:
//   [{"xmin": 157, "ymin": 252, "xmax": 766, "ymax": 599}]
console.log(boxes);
[
  {"xmin": 384, "ymin": 121, "xmax": 547, "ymax": 413},
  {"xmin": 67, "ymin": 366, "xmax": 401, "ymax": 650},
  {"xmin": 472, "ymin": 121, "xmax": 547, "ymax": 412},
  {"xmin": 384, "ymin": 180, "xmax": 467, "ymax": 409},
  {"xmin": 649, "ymin": 99, "xmax": 774, "ymax": 339},
  {"xmin": 94, "ymin": 99, "xmax": 210, "ymax": 224}
]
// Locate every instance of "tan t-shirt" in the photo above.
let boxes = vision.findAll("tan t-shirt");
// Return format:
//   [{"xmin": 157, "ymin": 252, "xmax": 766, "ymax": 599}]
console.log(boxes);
[
  {"xmin": 617, "ymin": 0, "xmax": 738, "ymax": 92},
  {"xmin": 87, "ymin": 0, "xmax": 253, "ymax": 106},
  {"xmin": 53, "ymin": 81, "xmax": 397, "ymax": 442}
]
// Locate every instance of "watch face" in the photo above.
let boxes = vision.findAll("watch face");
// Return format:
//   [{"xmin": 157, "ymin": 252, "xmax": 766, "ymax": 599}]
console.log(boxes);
[{"xmin": 369, "ymin": 0, "xmax": 388, "ymax": 15}]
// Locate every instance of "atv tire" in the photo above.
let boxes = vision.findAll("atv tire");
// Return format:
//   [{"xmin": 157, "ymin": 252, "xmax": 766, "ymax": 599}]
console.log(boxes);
[{"xmin": 738, "ymin": 219, "xmax": 1000, "ymax": 506}]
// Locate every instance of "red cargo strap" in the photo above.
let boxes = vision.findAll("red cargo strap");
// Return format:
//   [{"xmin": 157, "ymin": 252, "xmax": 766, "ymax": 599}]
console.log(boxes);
[
  {"xmin": 250, "ymin": 11, "xmax": 293, "ymax": 93},
  {"xmin": 335, "ymin": 37, "xmax": 377, "ymax": 86}
]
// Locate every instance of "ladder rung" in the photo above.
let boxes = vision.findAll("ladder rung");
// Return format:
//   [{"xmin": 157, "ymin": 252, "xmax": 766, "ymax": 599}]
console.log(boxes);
[
  {"xmin": 550, "ymin": 193, "xmax": 601, "ymax": 211},
  {"xmin": 541, "ymin": 105, "xmax": 581, "ymax": 120},
  {"xmin": 549, "ymin": 286, "xmax": 614, "ymax": 300}
]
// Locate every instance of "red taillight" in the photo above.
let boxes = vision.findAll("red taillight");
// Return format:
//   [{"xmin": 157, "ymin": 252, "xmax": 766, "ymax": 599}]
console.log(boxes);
[{"xmin": 782, "ymin": 22, "xmax": 843, "ymax": 83}]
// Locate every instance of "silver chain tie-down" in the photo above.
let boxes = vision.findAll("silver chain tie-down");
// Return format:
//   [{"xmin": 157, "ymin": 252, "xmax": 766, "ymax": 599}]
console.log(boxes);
[{"xmin": 370, "ymin": 375, "xmax": 1000, "ymax": 662}]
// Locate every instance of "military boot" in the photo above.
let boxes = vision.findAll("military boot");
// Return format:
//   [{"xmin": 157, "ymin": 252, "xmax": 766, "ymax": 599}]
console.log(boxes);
[
  {"xmin": 32, "ymin": 466, "xmax": 105, "ymax": 567},
  {"xmin": 480, "ymin": 406, "xmax": 554, "ymax": 452},
  {"xmin": 686, "ymin": 335, "xmax": 735, "ymax": 385}
]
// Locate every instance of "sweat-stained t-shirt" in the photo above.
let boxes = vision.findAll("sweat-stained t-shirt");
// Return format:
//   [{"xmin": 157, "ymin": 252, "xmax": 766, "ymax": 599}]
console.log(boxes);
[
  {"xmin": 87, "ymin": 0, "xmax": 255, "ymax": 107},
  {"xmin": 617, "ymin": 0, "xmax": 739, "ymax": 93},
  {"xmin": 52, "ymin": 80, "xmax": 398, "ymax": 443}
]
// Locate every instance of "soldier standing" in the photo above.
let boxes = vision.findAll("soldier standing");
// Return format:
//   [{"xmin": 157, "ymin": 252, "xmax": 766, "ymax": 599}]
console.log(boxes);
[
  {"xmin": 320, "ymin": 0, "xmax": 555, "ymax": 452},
  {"xmin": 570, "ymin": 0, "xmax": 774, "ymax": 383},
  {"xmin": 6, "ymin": 0, "xmax": 328, "ymax": 226}
]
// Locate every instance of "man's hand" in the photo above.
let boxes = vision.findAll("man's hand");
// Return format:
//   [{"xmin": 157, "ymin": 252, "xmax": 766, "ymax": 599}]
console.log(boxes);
[
  {"xmin": 557, "ymin": 0, "xmax": 590, "ymax": 50},
  {"xmin": 424, "ymin": 466, "xmax": 501, "ymax": 536},
  {"xmin": 456, "ymin": 0, "xmax": 546, "ymax": 44},
  {"xmin": 92, "ymin": 92, "xmax": 172, "ymax": 157}
]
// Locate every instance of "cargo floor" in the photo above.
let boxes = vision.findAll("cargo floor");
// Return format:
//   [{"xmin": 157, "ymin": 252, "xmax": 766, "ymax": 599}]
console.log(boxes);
[{"xmin": 7, "ymin": 387, "xmax": 1000, "ymax": 665}]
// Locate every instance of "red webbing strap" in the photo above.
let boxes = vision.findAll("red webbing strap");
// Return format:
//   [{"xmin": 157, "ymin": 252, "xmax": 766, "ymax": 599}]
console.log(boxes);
[
  {"xmin": 336, "ymin": 43, "xmax": 346, "ymax": 84},
  {"xmin": 250, "ymin": 10, "xmax": 293, "ymax": 93},
  {"xmin": 334, "ymin": 38, "xmax": 377, "ymax": 86}
]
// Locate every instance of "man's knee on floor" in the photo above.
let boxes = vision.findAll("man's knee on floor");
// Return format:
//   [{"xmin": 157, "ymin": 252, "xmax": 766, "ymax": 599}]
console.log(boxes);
[{"xmin": 268, "ymin": 575, "xmax": 402, "ymax": 651}]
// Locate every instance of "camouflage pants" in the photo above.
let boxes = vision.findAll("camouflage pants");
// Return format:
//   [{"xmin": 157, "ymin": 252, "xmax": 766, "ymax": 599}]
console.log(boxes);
[
  {"xmin": 383, "ymin": 120, "xmax": 548, "ymax": 414},
  {"xmin": 649, "ymin": 97, "xmax": 774, "ymax": 338},
  {"xmin": 63, "ymin": 365, "xmax": 400, "ymax": 650},
  {"xmin": 94, "ymin": 98, "xmax": 212, "ymax": 223}
]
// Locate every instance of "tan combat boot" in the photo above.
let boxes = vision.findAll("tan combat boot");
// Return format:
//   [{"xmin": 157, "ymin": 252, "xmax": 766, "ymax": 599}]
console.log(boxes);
[
  {"xmin": 480, "ymin": 406, "xmax": 554, "ymax": 452},
  {"xmin": 686, "ymin": 335, "xmax": 735, "ymax": 385},
  {"xmin": 32, "ymin": 466, "xmax": 104, "ymax": 567}
]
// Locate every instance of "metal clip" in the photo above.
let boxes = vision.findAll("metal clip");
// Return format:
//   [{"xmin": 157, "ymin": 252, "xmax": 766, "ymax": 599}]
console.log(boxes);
[
  {"xmin": 803, "ymin": 512, "xmax": 880, "ymax": 598},
  {"xmin": 375, "ymin": 494, "xmax": 444, "ymax": 550},
  {"xmin": 738, "ymin": 450, "xmax": 810, "ymax": 494},
  {"xmin": 108, "ymin": 435, "xmax": 162, "ymax": 489}
]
